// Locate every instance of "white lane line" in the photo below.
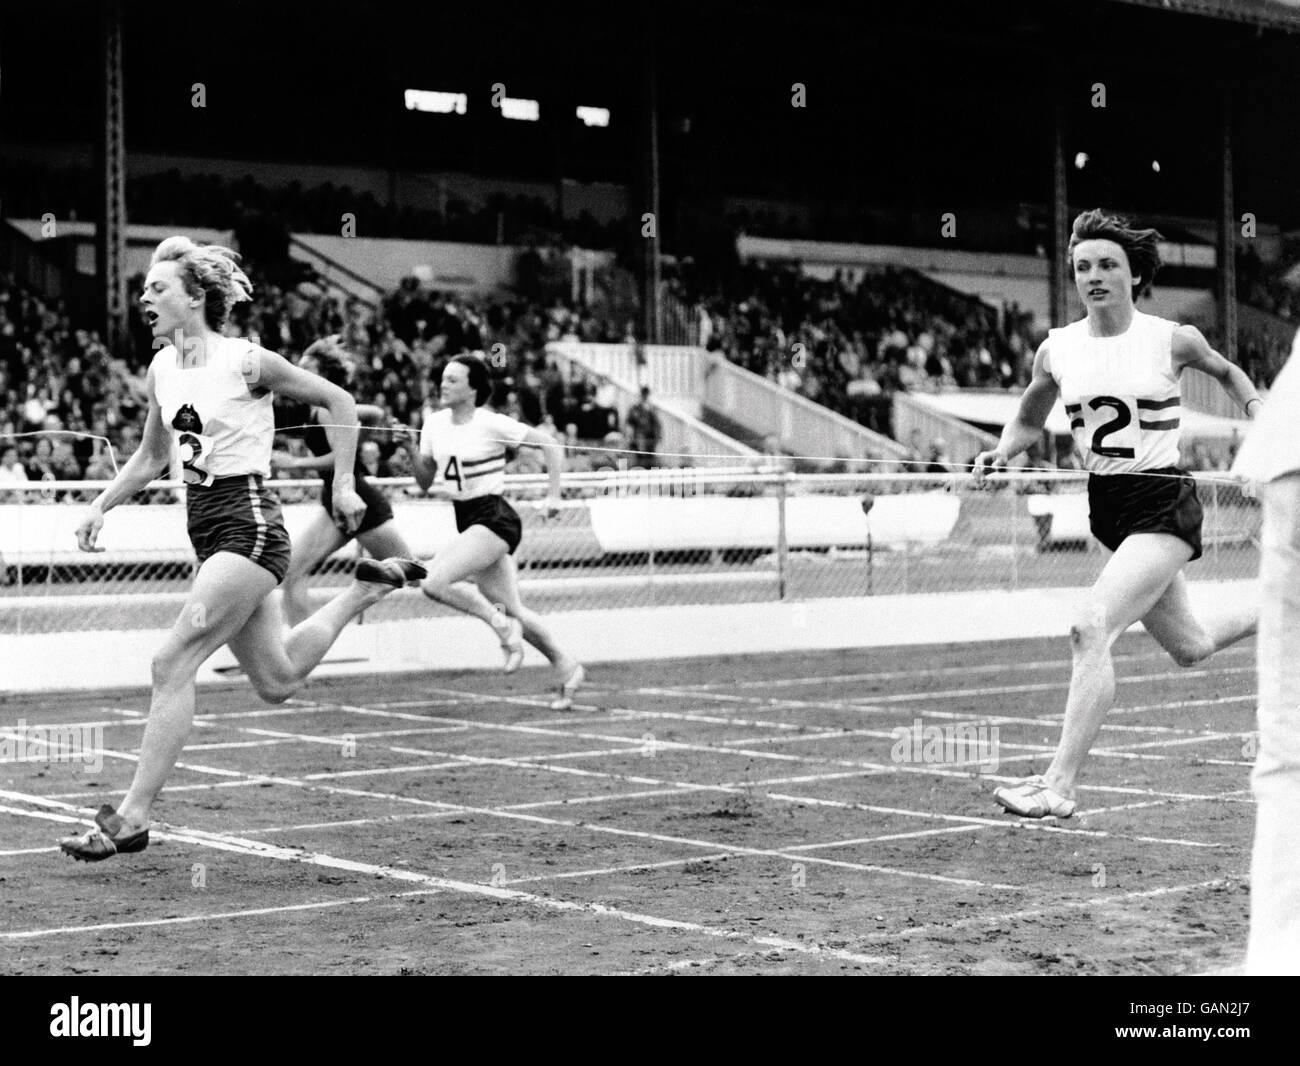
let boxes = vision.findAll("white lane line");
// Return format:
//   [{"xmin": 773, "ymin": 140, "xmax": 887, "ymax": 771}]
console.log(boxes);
[
  {"xmin": 326, "ymin": 704, "xmax": 1029, "ymax": 781},
  {"xmin": 323, "ymin": 692, "xmax": 605, "ymax": 719},
  {"xmin": 49, "ymin": 778, "xmax": 281, "ymax": 800},
  {"xmin": 673, "ymin": 659, "xmax": 1074, "ymax": 691},
  {"xmin": 783, "ymin": 827, "xmax": 988, "ymax": 850},
  {"xmin": 579, "ymin": 708, "xmax": 818, "ymax": 733},
  {"xmin": 0, "ymin": 890, "xmax": 444, "ymax": 940},
  {"xmin": 0, "ymin": 795, "xmax": 890, "ymax": 967},
  {"xmin": 565, "ymin": 820, "xmax": 1016, "ymax": 890},
  {"xmin": 1091, "ymin": 733, "xmax": 1239, "ymax": 755},
  {"xmin": 757, "ymin": 790, "xmax": 1227, "ymax": 849},
  {"xmin": 660, "ymin": 646, "xmax": 1255, "ymax": 693},
  {"xmin": 230, "ymin": 785, "xmax": 729, "ymax": 836},
  {"xmin": 298, "ymin": 749, "xmax": 641, "ymax": 782},
  {"xmin": 709, "ymin": 728, "xmax": 1240, "ymax": 766},
  {"xmin": 658, "ymin": 667, "xmax": 1256, "ymax": 711},
  {"xmin": 712, "ymin": 716, "xmax": 1207, "ymax": 741},
  {"xmin": 1078, "ymin": 793, "xmax": 1255, "ymax": 818},
  {"xmin": 1110, "ymin": 695, "xmax": 1256, "ymax": 717},
  {"xmin": 500, "ymin": 853, "xmax": 736, "ymax": 886},
  {"xmin": 187, "ymin": 726, "xmax": 477, "ymax": 751},
  {"xmin": 649, "ymin": 693, "xmax": 1244, "ymax": 737}
]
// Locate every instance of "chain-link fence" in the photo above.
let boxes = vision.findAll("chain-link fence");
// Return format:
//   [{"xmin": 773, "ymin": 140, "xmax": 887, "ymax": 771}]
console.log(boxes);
[{"xmin": 0, "ymin": 470, "xmax": 1260, "ymax": 635}]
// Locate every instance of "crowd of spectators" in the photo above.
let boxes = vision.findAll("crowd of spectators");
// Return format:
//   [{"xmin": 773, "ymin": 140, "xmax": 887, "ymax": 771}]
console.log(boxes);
[
  {"xmin": 2, "ymin": 250, "xmax": 1285, "ymax": 489},
  {"xmin": 7, "ymin": 206, "xmax": 1300, "ymax": 489},
  {"xmin": 0, "ymin": 266, "xmax": 652, "ymax": 492},
  {"xmin": 1237, "ymin": 243, "xmax": 1300, "ymax": 323},
  {"xmin": 694, "ymin": 265, "xmax": 1041, "ymax": 438},
  {"xmin": 0, "ymin": 275, "xmax": 149, "ymax": 490},
  {"xmin": 251, "ymin": 279, "xmax": 639, "ymax": 479}
]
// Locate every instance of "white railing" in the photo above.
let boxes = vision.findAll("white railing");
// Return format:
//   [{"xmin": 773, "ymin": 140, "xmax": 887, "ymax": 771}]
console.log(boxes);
[
  {"xmin": 1181, "ymin": 302, "xmax": 1295, "ymax": 416},
  {"xmin": 287, "ymin": 235, "xmax": 385, "ymax": 308},
  {"xmin": 890, "ymin": 392, "xmax": 1000, "ymax": 468},
  {"xmin": 701, "ymin": 355, "xmax": 910, "ymax": 462},
  {"xmin": 549, "ymin": 341, "xmax": 910, "ymax": 463},
  {"xmin": 548, "ymin": 347, "xmax": 759, "ymax": 466},
  {"xmin": 657, "ymin": 286, "xmax": 705, "ymax": 348},
  {"xmin": 547, "ymin": 342, "xmax": 701, "ymax": 404},
  {"xmin": 1180, "ymin": 368, "xmax": 1239, "ymax": 419}
]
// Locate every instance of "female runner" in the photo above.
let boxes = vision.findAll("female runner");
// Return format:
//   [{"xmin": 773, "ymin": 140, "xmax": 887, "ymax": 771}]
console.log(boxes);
[
  {"xmin": 60, "ymin": 237, "xmax": 424, "ymax": 861},
  {"xmin": 274, "ymin": 338, "xmax": 526, "ymax": 669},
  {"xmin": 974, "ymin": 209, "xmax": 1260, "ymax": 818},
  {"xmin": 413, "ymin": 354, "xmax": 584, "ymax": 708}
]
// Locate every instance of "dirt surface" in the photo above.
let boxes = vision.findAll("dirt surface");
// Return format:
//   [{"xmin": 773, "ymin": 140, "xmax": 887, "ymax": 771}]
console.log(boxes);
[{"xmin": 0, "ymin": 635, "xmax": 1257, "ymax": 975}]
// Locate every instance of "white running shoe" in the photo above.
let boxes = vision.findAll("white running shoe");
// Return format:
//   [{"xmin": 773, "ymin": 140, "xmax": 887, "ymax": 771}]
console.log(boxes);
[
  {"xmin": 550, "ymin": 664, "xmax": 585, "ymax": 711},
  {"xmin": 993, "ymin": 775, "xmax": 1077, "ymax": 819},
  {"xmin": 499, "ymin": 617, "xmax": 524, "ymax": 674}
]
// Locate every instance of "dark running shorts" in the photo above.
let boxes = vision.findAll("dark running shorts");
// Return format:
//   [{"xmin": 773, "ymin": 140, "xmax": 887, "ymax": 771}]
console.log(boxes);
[
  {"xmin": 187, "ymin": 474, "xmax": 293, "ymax": 583},
  {"xmin": 453, "ymin": 494, "xmax": 523, "ymax": 555},
  {"xmin": 321, "ymin": 473, "xmax": 394, "ymax": 537},
  {"xmin": 1087, "ymin": 466, "xmax": 1203, "ymax": 562}
]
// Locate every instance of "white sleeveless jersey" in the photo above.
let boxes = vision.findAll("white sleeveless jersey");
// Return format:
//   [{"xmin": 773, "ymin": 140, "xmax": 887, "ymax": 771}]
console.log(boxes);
[
  {"xmin": 1233, "ymin": 328, "xmax": 1300, "ymax": 484},
  {"xmin": 1047, "ymin": 310, "xmax": 1182, "ymax": 475},
  {"xmin": 419, "ymin": 407, "xmax": 530, "ymax": 500},
  {"xmin": 150, "ymin": 335, "xmax": 275, "ymax": 485}
]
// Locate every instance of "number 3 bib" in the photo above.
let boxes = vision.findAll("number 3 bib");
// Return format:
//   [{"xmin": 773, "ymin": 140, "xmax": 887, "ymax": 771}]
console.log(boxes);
[{"xmin": 172, "ymin": 403, "xmax": 216, "ymax": 486}]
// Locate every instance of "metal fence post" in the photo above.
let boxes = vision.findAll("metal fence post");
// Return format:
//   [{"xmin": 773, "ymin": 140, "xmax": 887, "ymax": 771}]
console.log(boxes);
[
  {"xmin": 1210, "ymin": 478, "xmax": 1219, "ymax": 573},
  {"xmin": 1009, "ymin": 484, "xmax": 1019, "ymax": 592},
  {"xmin": 650, "ymin": 468, "xmax": 660, "ymax": 606},
  {"xmin": 776, "ymin": 472, "xmax": 789, "ymax": 600},
  {"xmin": 14, "ymin": 496, "xmax": 22, "ymax": 637}
]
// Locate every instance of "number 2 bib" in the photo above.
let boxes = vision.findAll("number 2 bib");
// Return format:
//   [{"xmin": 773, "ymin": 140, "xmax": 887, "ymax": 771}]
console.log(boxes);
[{"xmin": 1068, "ymin": 394, "xmax": 1140, "ymax": 460}]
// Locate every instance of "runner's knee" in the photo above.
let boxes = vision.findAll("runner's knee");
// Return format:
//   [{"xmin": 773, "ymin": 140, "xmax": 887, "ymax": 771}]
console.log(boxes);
[
  {"xmin": 152, "ymin": 624, "xmax": 221, "ymax": 689},
  {"xmin": 151, "ymin": 649, "xmax": 197, "ymax": 691},
  {"xmin": 1069, "ymin": 599, "xmax": 1109, "ymax": 652},
  {"xmin": 1165, "ymin": 633, "xmax": 1213, "ymax": 668},
  {"xmin": 250, "ymin": 671, "xmax": 298, "ymax": 705}
]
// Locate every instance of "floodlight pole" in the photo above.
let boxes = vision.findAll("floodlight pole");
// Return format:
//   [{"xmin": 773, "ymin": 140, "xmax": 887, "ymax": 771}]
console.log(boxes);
[
  {"xmin": 1217, "ymin": 83, "xmax": 1237, "ymax": 363},
  {"xmin": 1049, "ymin": 89, "xmax": 1069, "ymax": 329},
  {"xmin": 641, "ymin": 4, "xmax": 661, "ymax": 345},
  {"xmin": 96, "ymin": 0, "xmax": 127, "ymax": 354}
]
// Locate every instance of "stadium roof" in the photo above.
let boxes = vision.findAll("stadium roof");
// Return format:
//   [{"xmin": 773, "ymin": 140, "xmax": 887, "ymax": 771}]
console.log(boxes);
[
  {"xmin": 1105, "ymin": 0, "xmax": 1300, "ymax": 33},
  {"xmin": 5, "ymin": 0, "xmax": 1300, "ymax": 227}
]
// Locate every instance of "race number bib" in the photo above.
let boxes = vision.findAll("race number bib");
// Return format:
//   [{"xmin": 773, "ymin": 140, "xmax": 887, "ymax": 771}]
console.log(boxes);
[
  {"xmin": 443, "ymin": 455, "xmax": 463, "ymax": 492},
  {"xmin": 171, "ymin": 403, "xmax": 215, "ymax": 485},
  {"xmin": 1070, "ymin": 394, "xmax": 1141, "ymax": 460},
  {"xmin": 175, "ymin": 430, "xmax": 216, "ymax": 485}
]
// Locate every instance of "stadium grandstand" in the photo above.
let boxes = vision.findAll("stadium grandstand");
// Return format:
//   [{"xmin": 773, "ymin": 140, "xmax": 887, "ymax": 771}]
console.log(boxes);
[{"xmin": 3, "ymin": 0, "xmax": 1300, "ymax": 989}]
